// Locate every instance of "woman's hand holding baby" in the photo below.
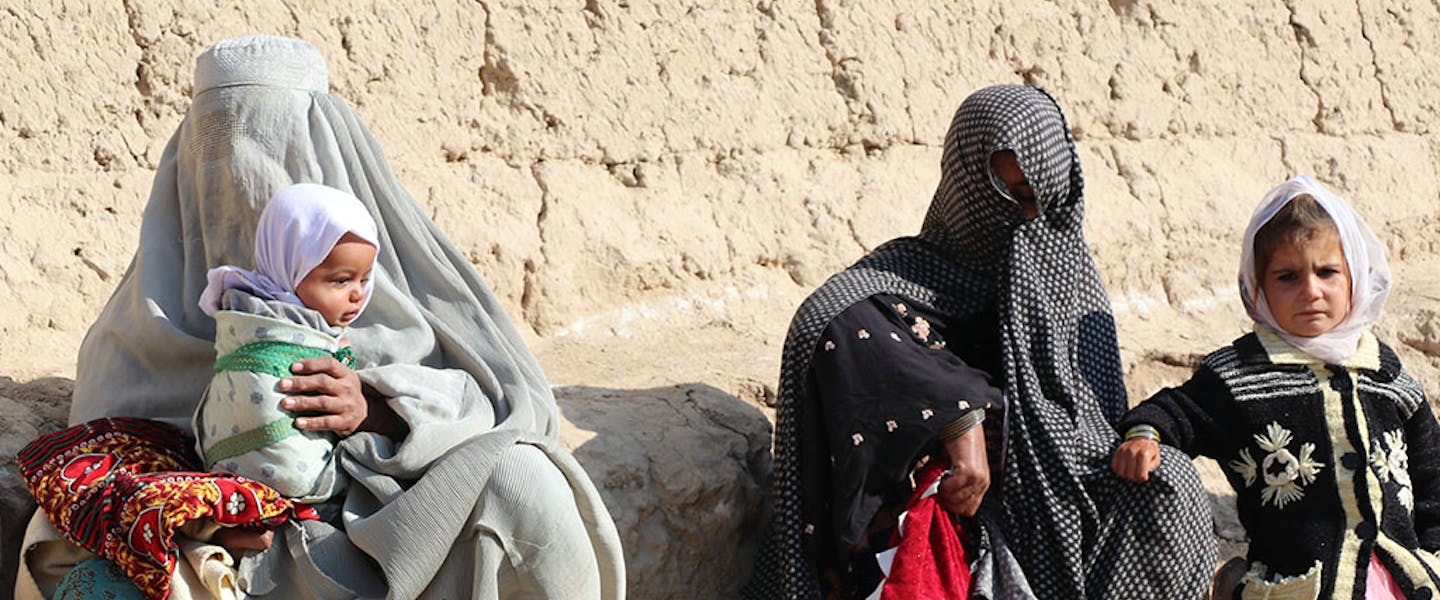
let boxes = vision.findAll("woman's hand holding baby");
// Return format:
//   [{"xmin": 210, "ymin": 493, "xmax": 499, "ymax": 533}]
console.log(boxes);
[
  {"xmin": 279, "ymin": 357, "xmax": 407, "ymax": 440},
  {"xmin": 1111, "ymin": 438, "xmax": 1162, "ymax": 483},
  {"xmin": 279, "ymin": 356, "xmax": 367, "ymax": 436}
]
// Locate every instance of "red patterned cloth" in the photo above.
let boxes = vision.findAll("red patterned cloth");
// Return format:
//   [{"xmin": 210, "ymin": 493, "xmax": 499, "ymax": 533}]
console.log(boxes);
[
  {"xmin": 876, "ymin": 459, "xmax": 972, "ymax": 599},
  {"xmin": 18, "ymin": 417, "xmax": 317, "ymax": 600}
]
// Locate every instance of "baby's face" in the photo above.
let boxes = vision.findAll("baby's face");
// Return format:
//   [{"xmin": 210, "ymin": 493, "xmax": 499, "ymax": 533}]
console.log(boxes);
[
  {"xmin": 296, "ymin": 232, "xmax": 377, "ymax": 327},
  {"xmin": 1260, "ymin": 232, "xmax": 1351, "ymax": 338}
]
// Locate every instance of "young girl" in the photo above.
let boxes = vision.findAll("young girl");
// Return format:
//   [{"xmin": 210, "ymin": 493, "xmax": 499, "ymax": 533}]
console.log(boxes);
[
  {"xmin": 1111, "ymin": 175, "xmax": 1440, "ymax": 598},
  {"xmin": 194, "ymin": 182, "xmax": 379, "ymax": 504}
]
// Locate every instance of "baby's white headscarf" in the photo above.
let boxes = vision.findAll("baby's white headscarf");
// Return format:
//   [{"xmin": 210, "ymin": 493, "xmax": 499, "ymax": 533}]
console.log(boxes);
[
  {"xmin": 1239, "ymin": 174, "xmax": 1390, "ymax": 364},
  {"xmin": 198, "ymin": 183, "xmax": 380, "ymax": 320}
]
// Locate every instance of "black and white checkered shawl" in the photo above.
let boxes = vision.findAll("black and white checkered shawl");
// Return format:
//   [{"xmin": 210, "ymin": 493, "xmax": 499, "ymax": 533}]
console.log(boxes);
[{"xmin": 747, "ymin": 85, "xmax": 1213, "ymax": 599}]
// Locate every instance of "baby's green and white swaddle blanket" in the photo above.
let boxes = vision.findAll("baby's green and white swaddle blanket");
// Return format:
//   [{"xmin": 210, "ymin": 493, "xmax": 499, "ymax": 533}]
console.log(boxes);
[{"xmin": 194, "ymin": 290, "xmax": 348, "ymax": 502}]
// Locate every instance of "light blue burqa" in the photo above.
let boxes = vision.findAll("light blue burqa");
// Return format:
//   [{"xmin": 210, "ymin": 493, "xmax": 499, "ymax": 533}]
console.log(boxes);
[{"xmin": 65, "ymin": 35, "xmax": 624, "ymax": 600}]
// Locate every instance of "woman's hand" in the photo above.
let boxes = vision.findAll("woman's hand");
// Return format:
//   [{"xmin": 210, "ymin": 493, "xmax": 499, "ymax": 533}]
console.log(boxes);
[
  {"xmin": 1111, "ymin": 438, "xmax": 1162, "ymax": 483},
  {"xmin": 279, "ymin": 357, "xmax": 407, "ymax": 439},
  {"xmin": 938, "ymin": 423, "xmax": 989, "ymax": 517},
  {"xmin": 279, "ymin": 356, "xmax": 368, "ymax": 437}
]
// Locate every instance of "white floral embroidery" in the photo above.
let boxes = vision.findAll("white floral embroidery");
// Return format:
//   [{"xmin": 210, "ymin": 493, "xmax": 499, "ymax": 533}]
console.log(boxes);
[
  {"xmin": 958, "ymin": 401, "xmax": 970, "ymax": 411},
  {"xmin": 1371, "ymin": 429, "xmax": 1414, "ymax": 511},
  {"xmin": 886, "ymin": 420, "xmax": 898, "ymax": 432},
  {"xmin": 226, "ymin": 491, "xmax": 246, "ymax": 515},
  {"xmin": 857, "ymin": 329, "xmax": 871, "ymax": 340},
  {"xmin": 852, "ymin": 433, "xmax": 864, "ymax": 446},
  {"xmin": 911, "ymin": 317, "xmax": 931, "ymax": 341},
  {"xmin": 1230, "ymin": 448, "xmax": 1258, "ymax": 487},
  {"xmin": 890, "ymin": 331, "xmax": 902, "ymax": 342},
  {"xmin": 804, "ymin": 523, "xmax": 815, "ymax": 534},
  {"xmin": 921, "ymin": 408, "xmax": 934, "ymax": 420},
  {"xmin": 1240, "ymin": 422, "xmax": 1323, "ymax": 509},
  {"xmin": 929, "ymin": 340, "xmax": 946, "ymax": 350},
  {"xmin": 824, "ymin": 340, "xmax": 836, "ymax": 351},
  {"xmin": 1370, "ymin": 446, "xmax": 1388, "ymax": 477}
]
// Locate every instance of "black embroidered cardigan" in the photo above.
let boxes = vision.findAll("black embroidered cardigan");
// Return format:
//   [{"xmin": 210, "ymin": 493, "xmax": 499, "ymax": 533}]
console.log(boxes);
[{"xmin": 1120, "ymin": 329, "xmax": 1440, "ymax": 599}]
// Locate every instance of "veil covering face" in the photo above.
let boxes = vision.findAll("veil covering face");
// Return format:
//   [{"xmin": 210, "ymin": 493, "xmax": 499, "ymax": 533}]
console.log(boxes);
[
  {"xmin": 72, "ymin": 35, "xmax": 553, "ymax": 435},
  {"xmin": 65, "ymin": 36, "xmax": 623, "ymax": 599}
]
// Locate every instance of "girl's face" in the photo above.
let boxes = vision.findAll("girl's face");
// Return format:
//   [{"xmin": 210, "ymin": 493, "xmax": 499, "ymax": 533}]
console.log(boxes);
[
  {"xmin": 295, "ymin": 232, "xmax": 376, "ymax": 327},
  {"xmin": 1260, "ymin": 232, "xmax": 1352, "ymax": 338}
]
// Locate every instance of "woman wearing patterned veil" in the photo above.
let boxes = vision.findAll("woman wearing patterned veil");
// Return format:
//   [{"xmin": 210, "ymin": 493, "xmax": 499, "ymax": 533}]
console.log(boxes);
[
  {"xmin": 746, "ymin": 85, "xmax": 1215, "ymax": 599},
  {"xmin": 15, "ymin": 35, "xmax": 623, "ymax": 599}
]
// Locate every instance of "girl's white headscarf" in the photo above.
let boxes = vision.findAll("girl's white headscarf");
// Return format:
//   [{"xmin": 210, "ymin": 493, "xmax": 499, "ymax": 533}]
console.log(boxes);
[
  {"xmin": 198, "ymin": 183, "xmax": 380, "ymax": 320},
  {"xmin": 1239, "ymin": 174, "xmax": 1390, "ymax": 364}
]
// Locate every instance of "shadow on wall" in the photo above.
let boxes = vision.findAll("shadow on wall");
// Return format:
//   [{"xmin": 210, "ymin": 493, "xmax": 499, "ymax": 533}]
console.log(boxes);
[
  {"xmin": 557, "ymin": 383, "xmax": 774, "ymax": 600},
  {"xmin": 0, "ymin": 376, "xmax": 72, "ymax": 600}
]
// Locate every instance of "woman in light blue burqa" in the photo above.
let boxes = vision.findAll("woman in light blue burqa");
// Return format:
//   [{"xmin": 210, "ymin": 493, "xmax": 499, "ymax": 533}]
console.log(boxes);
[{"xmin": 19, "ymin": 35, "xmax": 624, "ymax": 600}]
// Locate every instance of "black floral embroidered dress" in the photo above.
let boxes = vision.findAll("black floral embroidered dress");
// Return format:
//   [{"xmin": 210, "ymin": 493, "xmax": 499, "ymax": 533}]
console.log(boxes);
[{"xmin": 804, "ymin": 293, "xmax": 1001, "ymax": 595}]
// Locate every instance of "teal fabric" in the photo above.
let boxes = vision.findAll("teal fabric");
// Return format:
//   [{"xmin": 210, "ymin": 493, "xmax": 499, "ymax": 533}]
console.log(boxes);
[
  {"xmin": 213, "ymin": 340, "xmax": 353, "ymax": 379},
  {"xmin": 54, "ymin": 558, "xmax": 145, "ymax": 600}
]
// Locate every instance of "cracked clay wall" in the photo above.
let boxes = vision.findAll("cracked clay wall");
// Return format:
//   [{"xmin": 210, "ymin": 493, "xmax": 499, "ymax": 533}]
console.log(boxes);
[
  {"xmin": 9, "ymin": 1, "xmax": 1440, "ymax": 596},
  {"xmin": 5, "ymin": 0, "xmax": 1440, "ymax": 397}
]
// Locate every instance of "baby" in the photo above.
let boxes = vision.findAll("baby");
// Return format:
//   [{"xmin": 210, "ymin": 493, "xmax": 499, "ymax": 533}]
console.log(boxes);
[
  {"xmin": 194, "ymin": 183, "xmax": 378, "ymax": 503},
  {"xmin": 1111, "ymin": 175, "xmax": 1440, "ymax": 598}
]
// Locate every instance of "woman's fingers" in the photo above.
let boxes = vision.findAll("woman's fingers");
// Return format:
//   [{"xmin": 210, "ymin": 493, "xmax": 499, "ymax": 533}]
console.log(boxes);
[
  {"xmin": 274, "ymin": 356, "xmax": 368, "ymax": 436},
  {"xmin": 278, "ymin": 371, "xmax": 349, "ymax": 397},
  {"xmin": 282, "ymin": 393, "xmax": 365, "ymax": 435},
  {"xmin": 1145, "ymin": 449, "xmax": 1162, "ymax": 473},
  {"xmin": 1110, "ymin": 451, "xmax": 1126, "ymax": 479},
  {"xmin": 954, "ymin": 479, "xmax": 985, "ymax": 515},
  {"xmin": 278, "ymin": 357, "xmax": 359, "ymax": 394},
  {"xmin": 938, "ymin": 465, "xmax": 988, "ymax": 517},
  {"xmin": 1120, "ymin": 451, "xmax": 1141, "ymax": 481},
  {"xmin": 1127, "ymin": 459, "xmax": 1149, "ymax": 482},
  {"xmin": 294, "ymin": 413, "xmax": 361, "ymax": 436},
  {"xmin": 938, "ymin": 422, "xmax": 990, "ymax": 516},
  {"xmin": 1112, "ymin": 439, "xmax": 1161, "ymax": 482},
  {"xmin": 279, "ymin": 373, "xmax": 331, "ymax": 396},
  {"xmin": 290, "ymin": 356, "xmax": 350, "ymax": 380},
  {"xmin": 281, "ymin": 394, "xmax": 339, "ymax": 414}
]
